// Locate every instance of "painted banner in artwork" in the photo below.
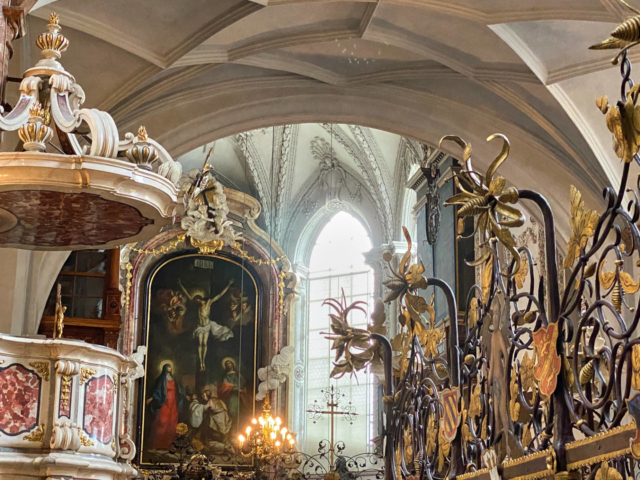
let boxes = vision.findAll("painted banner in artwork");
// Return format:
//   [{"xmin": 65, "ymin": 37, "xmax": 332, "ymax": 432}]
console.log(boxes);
[{"xmin": 139, "ymin": 253, "xmax": 259, "ymax": 465}]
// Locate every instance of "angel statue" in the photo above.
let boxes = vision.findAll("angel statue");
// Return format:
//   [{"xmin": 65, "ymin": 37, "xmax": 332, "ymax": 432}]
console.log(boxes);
[{"xmin": 179, "ymin": 279, "xmax": 234, "ymax": 371}]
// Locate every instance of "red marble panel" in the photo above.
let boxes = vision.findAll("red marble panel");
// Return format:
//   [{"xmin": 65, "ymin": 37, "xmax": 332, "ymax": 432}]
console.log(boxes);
[
  {"xmin": 0, "ymin": 190, "xmax": 153, "ymax": 247},
  {"xmin": 83, "ymin": 375, "xmax": 115, "ymax": 444},
  {"xmin": 0, "ymin": 364, "xmax": 41, "ymax": 435}
]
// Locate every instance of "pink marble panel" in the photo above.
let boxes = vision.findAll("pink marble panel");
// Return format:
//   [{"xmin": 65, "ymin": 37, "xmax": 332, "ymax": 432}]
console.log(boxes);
[
  {"xmin": 0, "ymin": 364, "xmax": 41, "ymax": 435},
  {"xmin": 83, "ymin": 375, "xmax": 115, "ymax": 444}
]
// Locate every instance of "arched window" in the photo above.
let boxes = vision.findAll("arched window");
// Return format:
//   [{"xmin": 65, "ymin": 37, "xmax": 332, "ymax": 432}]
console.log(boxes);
[{"xmin": 305, "ymin": 211, "xmax": 375, "ymax": 455}]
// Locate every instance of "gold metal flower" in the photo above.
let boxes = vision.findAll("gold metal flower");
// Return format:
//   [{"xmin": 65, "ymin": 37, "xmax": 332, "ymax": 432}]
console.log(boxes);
[
  {"xmin": 441, "ymin": 134, "xmax": 525, "ymax": 276},
  {"xmin": 323, "ymin": 292, "xmax": 374, "ymax": 379},
  {"xmin": 382, "ymin": 226, "xmax": 427, "ymax": 307},
  {"xmin": 564, "ymin": 186, "xmax": 599, "ymax": 268}
]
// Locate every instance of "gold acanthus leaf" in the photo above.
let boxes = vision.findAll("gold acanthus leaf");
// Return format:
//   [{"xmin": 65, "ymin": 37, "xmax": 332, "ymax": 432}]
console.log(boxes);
[
  {"xmin": 481, "ymin": 256, "xmax": 493, "ymax": 304},
  {"xmin": 597, "ymin": 85, "xmax": 640, "ymax": 164},
  {"xmin": 514, "ymin": 252, "xmax": 528, "ymax": 289},
  {"xmin": 564, "ymin": 186, "xmax": 600, "ymax": 269}
]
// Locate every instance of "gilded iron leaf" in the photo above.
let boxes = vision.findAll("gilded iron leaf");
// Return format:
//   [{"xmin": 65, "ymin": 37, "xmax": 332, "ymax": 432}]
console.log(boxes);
[
  {"xmin": 426, "ymin": 414, "xmax": 437, "ymax": 457},
  {"xmin": 564, "ymin": 186, "xmax": 600, "ymax": 268},
  {"xmin": 469, "ymin": 384, "xmax": 482, "ymax": 419},
  {"xmin": 632, "ymin": 344, "xmax": 640, "ymax": 390},
  {"xmin": 437, "ymin": 427, "xmax": 450, "ymax": 471},
  {"xmin": 509, "ymin": 373, "xmax": 520, "ymax": 420},
  {"xmin": 482, "ymin": 257, "xmax": 493, "ymax": 304},
  {"xmin": 468, "ymin": 297, "xmax": 478, "ymax": 329},
  {"xmin": 620, "ymin": 271, "xmax": 640, "ymax": 294},
  {"xmin": 514, "ymin": 253, "xmax": 528, "ymax": 289},
  {"xmin": 520, "ymin": 351, "xmax": 537, "ymax": 392},
  {"xmin": 522, "ymin": 424, "xmax": 532, "ymax": 448},
  {"xmin": 597, "ymin": 85, "xmax": 640, "ymax": 164},
  {"xmin": 594, "ymin": 461, "xmax": 623, "ymax": 480}
]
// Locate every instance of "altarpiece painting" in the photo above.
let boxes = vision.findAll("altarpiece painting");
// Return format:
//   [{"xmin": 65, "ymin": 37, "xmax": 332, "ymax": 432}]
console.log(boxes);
[{"xmin": 139, "ymin": 253, "xmax": 260, "ymax": 464}]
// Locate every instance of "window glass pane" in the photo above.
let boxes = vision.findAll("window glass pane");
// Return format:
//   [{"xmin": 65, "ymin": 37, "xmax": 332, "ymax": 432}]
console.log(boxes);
[
  {"xmin": 74, "ymin": 276, "xmax": 104, "ymax": 297},
  {"xmin": 72, "ymin": 297, "xmax": 103, "ymax": 319},
  {"xmin": 76, "ymin": 251, "xmax": 107, "ymax": 274},
  {"xmin": 57, "ymin": 275, "xmax": 74, "ymax": 295},
  {"xmin": 61, "ymin": 252, "xmax": 77, "ymax": 272},
  {"xmin": 305, "ymin": 212, "xmax": 375, "ymax": 457}
]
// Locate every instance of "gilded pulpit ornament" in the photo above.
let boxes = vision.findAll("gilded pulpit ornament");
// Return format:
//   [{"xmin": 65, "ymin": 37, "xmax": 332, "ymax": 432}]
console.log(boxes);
[
  {"xmin": 35, "ymin": 13, "xmax": 69, "ymax": 65},
  {"xmin": 124, "ymin": 126, "xmax": 159, "ymax": 171},
  {"xmin": 0, "ymin": 13, "xmax": 185, "ymax": 250},
  {"xmin": 18, "ymin": 102, "xmax": 52, "ymax": 152},
  {"xmin": 23, "ymin": 424, "xmax": 45, "ymax": 442}
]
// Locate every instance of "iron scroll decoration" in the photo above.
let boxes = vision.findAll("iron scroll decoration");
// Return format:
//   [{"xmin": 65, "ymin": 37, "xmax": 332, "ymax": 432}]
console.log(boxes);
[{"xmin": 325, "ymin": 10, "xmax": 640, "ymax": 480}]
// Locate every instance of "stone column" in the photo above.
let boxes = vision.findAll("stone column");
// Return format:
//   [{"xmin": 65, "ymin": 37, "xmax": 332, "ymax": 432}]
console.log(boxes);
[
  {"xmin": 290, "ymin": 263, "xmax": 309, "ymax": 446},
  {"xmin": 363, "ymin": 241, "xmax": 413, "ymax": 341},
  {"xmin": 0, "ymin": 249, "xmax": 69, "ymax": 335}
]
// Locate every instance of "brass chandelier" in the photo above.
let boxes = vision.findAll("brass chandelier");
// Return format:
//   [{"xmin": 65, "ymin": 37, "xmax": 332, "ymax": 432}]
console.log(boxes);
[{"xmin": 237, "ymin": 392, "xmax": 296, "ymax": 460}]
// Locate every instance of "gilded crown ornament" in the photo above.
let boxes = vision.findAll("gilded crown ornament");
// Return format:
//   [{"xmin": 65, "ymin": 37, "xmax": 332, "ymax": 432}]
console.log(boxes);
[
  {"xmin": 35, "ymin": 12, "xmax": 69, "ymax": 63},
  {"xmin": 18, "ymin": 101, "xmax": 53, "ymax": 152},
  {"xmin": 124, "ymin": 125, "xmax": 158, "ymax": 170}
]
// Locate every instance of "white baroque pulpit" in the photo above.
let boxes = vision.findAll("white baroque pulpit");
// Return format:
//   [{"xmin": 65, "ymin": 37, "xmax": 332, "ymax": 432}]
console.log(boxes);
[{"xmin": 0, "ymin": 334, "xmax": 139, "ymax": 479}]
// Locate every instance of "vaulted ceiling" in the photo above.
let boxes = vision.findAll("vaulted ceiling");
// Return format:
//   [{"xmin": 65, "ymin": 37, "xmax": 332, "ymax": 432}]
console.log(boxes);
[{"xmin": 9, "ymin": 0, "xmax": 637, "ymax": 244}]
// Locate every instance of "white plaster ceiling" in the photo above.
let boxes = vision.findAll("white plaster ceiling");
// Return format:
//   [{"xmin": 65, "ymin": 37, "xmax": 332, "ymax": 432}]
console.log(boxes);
[{"xmin": 9, "ymin": 0, "xmax": 638, "ymax": 244}]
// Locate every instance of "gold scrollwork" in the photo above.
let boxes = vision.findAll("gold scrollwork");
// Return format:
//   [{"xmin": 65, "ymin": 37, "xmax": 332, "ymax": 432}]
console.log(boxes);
[
  {"xmin": 80, "ymin": 368, "xmax": 96, "ymax": 385},
  {"xmin": 29, "ymin": 362, "xmax": 49, "ymax": 381},
  {"xmin": 78, "ymin": 428, "xmax": 94, "ymax": 447},
  {"xmin": 23, "ymin": 424, "xmax": 44, "ymax": 442},
  {"xmin": 113, "ymin": 374, "xmax": 118, "ymax": 394},
  {"xmin": 60, "ymin": 375, "xmax": 72, "ymax": 410}
]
